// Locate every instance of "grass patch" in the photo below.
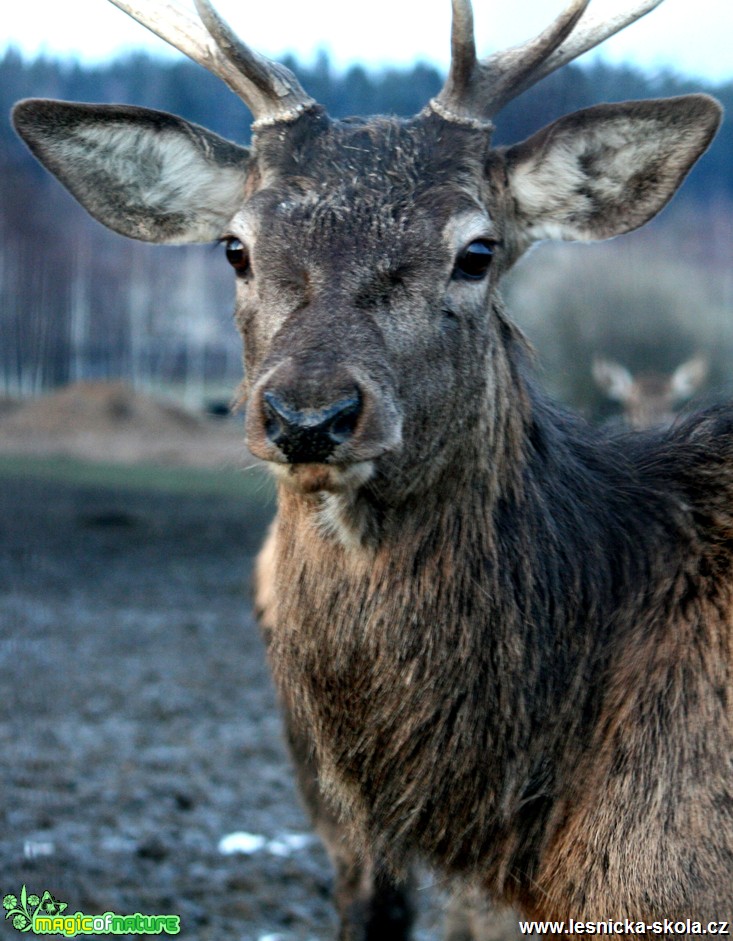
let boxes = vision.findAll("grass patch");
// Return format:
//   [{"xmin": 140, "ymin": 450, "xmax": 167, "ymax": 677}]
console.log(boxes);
[{"xmin": 0, "ymin": 454, "xmax": 276, "ymax": 502}]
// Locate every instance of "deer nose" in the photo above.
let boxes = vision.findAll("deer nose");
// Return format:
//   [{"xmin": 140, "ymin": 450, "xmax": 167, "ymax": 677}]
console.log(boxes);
[{"xmin": 262, "ymin": 389, "xmax": 362, "ymax": 463}]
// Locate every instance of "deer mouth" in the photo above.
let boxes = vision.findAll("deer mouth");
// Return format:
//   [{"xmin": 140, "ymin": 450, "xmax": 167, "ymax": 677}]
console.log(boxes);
[{"xmin": 269, "ymin": 459, "xmax": 376, "ymax": 495}]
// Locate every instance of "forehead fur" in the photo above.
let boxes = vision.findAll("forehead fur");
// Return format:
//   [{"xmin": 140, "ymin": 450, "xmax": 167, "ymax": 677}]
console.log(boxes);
[
  {"xmin": 245, "ymin": 111, "xmax": 496, "ymax": 272},
  {"xmin": 253, "ymin": 111, "xmax": 492, "ymax": 209}
]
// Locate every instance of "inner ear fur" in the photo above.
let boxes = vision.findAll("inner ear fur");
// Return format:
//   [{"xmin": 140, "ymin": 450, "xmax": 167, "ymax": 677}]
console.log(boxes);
[
  {"xmin": 504, "ymin": 94, "xmax": 722, "ymax": 245},
  {"xmin": 12, "ymin": 99, "xmax": 251, "ymax": 244}
]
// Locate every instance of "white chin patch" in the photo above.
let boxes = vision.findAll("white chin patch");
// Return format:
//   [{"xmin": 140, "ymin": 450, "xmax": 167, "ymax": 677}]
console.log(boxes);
[
  {"xmin": 269, "ymin": 460, "xmax": 374, "ymax": 495},
  {"xmin": 316, "ymin": 492, "xmax": 367, "ymax": 550},
  {"xmin": 268, "ymin": 461, "xmax": 375, "ymax": 549}
]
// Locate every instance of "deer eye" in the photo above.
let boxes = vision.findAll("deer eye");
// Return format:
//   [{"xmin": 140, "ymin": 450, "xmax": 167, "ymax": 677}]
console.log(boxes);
[
  {"xmin": 224, "ymin": 237, "xmax": 251, "ymax": 276},
  {"xmin": 452, "ymin": 239, "xmax": 494, "ymax": 281}
]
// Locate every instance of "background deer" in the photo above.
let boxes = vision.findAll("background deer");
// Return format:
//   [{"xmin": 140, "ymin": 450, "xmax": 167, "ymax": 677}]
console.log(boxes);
[
  {"xmin": 593, "ymin": 354, "xmax": 709, "ymax": 429},
  {"xmin": 12, "ymin": 0, "xmax": 732, "ymax": 938}
]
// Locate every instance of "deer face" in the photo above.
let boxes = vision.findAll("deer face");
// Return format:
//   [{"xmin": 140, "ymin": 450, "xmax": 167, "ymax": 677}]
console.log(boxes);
[
  {"xmin": 230, "ymin": 115, "xmax": 509, "ymax": 496},
  {"xmin": 12, "ymin": 1, "xmax": 721, "ymax": 505}
]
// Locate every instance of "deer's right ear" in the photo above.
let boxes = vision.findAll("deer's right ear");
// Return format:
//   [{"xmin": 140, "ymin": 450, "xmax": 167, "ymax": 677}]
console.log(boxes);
[
  {"xmin": 592, "ymin": 358, "xmax": 634, "ymax": 403},
  {"xmin": 12, "ymin": 99, "xmax": 251, "ymax": 244},
  {"xmin": 504, "ymin": 94, "xmax": 722, "ymax": 247}
]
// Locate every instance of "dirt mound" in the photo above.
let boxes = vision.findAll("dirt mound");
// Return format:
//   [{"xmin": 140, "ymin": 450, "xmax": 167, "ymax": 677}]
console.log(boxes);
[
  {"xmin": 0, "ymin": 381, "xmax": 253, "ymax": 469},
  {"xmin": 0, "ymin": 381, "xmax": 204, "ymax": 435},
  {"xmin": 0, "ymin": 395, "xmax": 21, "ymax": 418}
]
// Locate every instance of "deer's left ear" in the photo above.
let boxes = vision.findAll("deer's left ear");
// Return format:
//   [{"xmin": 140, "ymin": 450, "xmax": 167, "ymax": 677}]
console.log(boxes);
[
  {"xmin": 504, "ymin": 94, "xmax": 722, "ymax": 245},
  {"xmin": 12, "ymin": 99, "xmax": 251, "ymax": 244}
]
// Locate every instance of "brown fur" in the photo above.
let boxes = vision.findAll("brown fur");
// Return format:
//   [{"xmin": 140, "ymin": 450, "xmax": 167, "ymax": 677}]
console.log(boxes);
[{"xmin": 11, "ymin": 16, "xmax": 731, "ymax": 939}]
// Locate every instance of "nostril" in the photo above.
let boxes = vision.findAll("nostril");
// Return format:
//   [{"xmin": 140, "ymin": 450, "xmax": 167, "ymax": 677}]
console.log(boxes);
[
  {"xmin": 324, "ymin": 394, "xmax": 361, "ymax": 445},
  {"xmin": 262, "ymin": 391, "xmax": 289, "ymax": 446},
  {"xmin": 263, "ymin": 390, "xmax": 290, "ymax": 421}
]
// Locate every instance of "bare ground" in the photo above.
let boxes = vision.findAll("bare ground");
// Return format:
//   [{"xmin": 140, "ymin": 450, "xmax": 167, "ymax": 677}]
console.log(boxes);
[
  {"xmin": 0, "ymin": 467, "xmax": 343, "ymax": 939},
  {"xmin": 0, "ymin": 384, "xmax": 521, "ymax": 940}
]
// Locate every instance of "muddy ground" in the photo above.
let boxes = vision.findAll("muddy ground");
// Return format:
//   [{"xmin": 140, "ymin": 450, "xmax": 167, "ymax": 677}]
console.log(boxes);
[
  {"xmin": 0, "ymin": 379, "xmax": 525, "ymax": 939},
  {"xmin": 0, "ymin": 458, "xmax": 476, "ymax": 940}
]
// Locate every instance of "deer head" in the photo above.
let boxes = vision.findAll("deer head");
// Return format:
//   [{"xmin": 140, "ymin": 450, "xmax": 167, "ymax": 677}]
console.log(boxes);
[
  {"xmin": 12, "ymin": 0, "xmax": 722, "ymax": 512},
  {"xmin": 592, "ymin": 354, "xmax": 709, "ymax": 429}
]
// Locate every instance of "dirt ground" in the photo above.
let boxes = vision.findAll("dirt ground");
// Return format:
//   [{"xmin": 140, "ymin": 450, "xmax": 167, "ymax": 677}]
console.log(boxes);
[
  {"xmin": 0, "ymin": 384, "xmax": 523, "ymax": 940},
  {"xmin": 0, "ymin": 466, "xmax": 337, "ymax": 939},
  {"xmin": 0, "ymin": 389, "xmax": 416, "ymax": 941}
]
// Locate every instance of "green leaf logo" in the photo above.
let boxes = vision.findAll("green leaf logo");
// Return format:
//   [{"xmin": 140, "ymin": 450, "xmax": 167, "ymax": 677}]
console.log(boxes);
[
  {"xmin": 39, "ymin": 890, "xmax": 67, "ymax": 916},
  {"xmin": 3, "ymin": 885, "xmax": 66, "ymax": 933}
]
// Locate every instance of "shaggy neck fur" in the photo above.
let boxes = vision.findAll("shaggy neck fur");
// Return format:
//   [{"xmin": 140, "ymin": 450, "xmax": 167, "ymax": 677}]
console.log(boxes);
[{"xmin": 268, "ymin": 331, "xmax": 733, "ymax": 920}]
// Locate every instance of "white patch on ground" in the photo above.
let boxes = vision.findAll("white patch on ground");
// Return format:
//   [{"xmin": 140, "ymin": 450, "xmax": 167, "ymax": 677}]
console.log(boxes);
[{"xmin": 217, "ymin": 831, "xmax": 315, "ymax": 857}]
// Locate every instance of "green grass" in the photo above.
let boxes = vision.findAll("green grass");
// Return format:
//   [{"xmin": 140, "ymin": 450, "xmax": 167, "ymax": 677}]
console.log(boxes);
[{"xmin": 0, "ymin": 454, "xmax": 276, "ymax": 502}]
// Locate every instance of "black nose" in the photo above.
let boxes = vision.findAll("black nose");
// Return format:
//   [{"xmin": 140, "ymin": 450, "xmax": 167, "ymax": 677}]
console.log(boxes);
[{"xmin": 262, "ymin": 390, "xmax": 362, "ymax": 463}]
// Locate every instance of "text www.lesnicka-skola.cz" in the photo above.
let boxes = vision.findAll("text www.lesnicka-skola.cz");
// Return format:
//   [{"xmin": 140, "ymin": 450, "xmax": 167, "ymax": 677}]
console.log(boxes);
[{"xmin": 518, "ymin": 920, "xmax": 730, "ymax": 935}]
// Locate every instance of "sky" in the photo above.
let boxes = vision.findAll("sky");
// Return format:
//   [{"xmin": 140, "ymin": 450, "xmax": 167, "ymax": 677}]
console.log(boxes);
[{"xmin": 2, "ymin": 0, "xmax": 732, "ymax": 85}]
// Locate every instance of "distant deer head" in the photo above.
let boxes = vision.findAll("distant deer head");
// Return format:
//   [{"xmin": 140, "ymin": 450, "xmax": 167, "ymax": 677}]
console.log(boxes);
[{"xmin": 593, "ymin": 354, "xmax": 709, "ymax": 429}]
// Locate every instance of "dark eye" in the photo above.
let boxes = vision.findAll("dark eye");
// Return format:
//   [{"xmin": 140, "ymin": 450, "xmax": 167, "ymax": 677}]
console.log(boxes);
[
  {"xmin": 452, "ymin": 239, "xmax": 495, "ymax": 281},
  {"xmin": 224, "ymin": 237, "xmax": 251, "ymax": 276}
]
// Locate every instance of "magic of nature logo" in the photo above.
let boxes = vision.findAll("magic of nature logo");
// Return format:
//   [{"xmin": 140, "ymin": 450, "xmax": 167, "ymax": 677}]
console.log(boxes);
[{"xmin": 3, "ymin": 885, "xmax": 180, "ymax": 936}]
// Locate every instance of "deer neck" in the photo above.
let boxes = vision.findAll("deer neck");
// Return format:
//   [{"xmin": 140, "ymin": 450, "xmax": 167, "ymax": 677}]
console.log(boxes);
[{"xmin": 267, "ymin": 334, "xmax": 572, "ymax": 881}]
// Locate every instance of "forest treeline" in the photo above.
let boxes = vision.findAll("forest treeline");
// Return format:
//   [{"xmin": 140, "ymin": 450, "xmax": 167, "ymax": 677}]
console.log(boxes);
[
  {"xmin": 4, "ymin": 48, "xmax": 732, "ymax": 195},
  {"xmin": 1, "ymin": 49, "xmax": 732, "ymax": 405}
]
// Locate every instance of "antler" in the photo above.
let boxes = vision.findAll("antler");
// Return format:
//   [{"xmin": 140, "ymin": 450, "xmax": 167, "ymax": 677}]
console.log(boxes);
[
  {"xmin": 107, "ymin": 0, "xmax": 316, "ymax": 127},
  {"xmin": 431, "ymin": 0, "xmax": 665, "ymax": 125}
]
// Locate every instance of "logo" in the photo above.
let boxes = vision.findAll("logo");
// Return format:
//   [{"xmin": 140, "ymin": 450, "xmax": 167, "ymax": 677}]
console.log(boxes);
[
  {"xmin": 3, "ymin": 887, "xmax": 66, "ymax": 933},
  {"xmin": 3, "ymin": 886, "xmax": 180, "ymax": 936}
]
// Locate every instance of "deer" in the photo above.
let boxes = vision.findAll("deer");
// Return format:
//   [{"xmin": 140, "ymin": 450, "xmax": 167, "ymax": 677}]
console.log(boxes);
[
  {"xmin": 593, "ymin": 354, "xmax": 709, "ymax": 429},
  {"xmin": 12, "ymin": 0, "xmax": 733, "ymax": 938}
]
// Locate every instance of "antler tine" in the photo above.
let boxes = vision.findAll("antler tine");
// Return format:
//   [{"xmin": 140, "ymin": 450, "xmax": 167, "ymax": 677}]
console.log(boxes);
[
  {"xmin": 432, "ymin": 0, "xmax": 589, "ymax": 124},
  {"xmin": 108, "ymin": 0, "xmax": 251, "ymax": 100},
  {"xmin": 445, "ymin": 0, "xmax": 478, "ymax": 102},
  {"xmin": 107, "ymin": 0, "xmax": 315, "ymax": 127},
  {"xmin": 523, "ymin": 0, "xmax": 665, "ymax": 94},
  {"xmin": 481, "ymin": 0, "xmax": 590, "ymax": 115},
  {"xmin": 431, "ymin": 0, "xmax": 665, "ymax": 125},
  {"xmin": 192, "ymin": 0, "xmax": 315, "ymax": 125}
]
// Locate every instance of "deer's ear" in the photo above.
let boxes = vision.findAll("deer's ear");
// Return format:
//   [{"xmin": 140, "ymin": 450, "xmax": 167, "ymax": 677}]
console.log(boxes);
[
  {"xmin": 504, "ymin": 95, "xmax": 721, "ymax": 245},
  {"xmin": 592, "ymin": 358, "xmax": 634, "ymax": 403},
  {"xmin": 12, "ymin": 99, "xmax": 251, "ymax": 244},
  {"xmin": 670, "ymin": 355, "xmax": 708, "ymax": 401}
]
